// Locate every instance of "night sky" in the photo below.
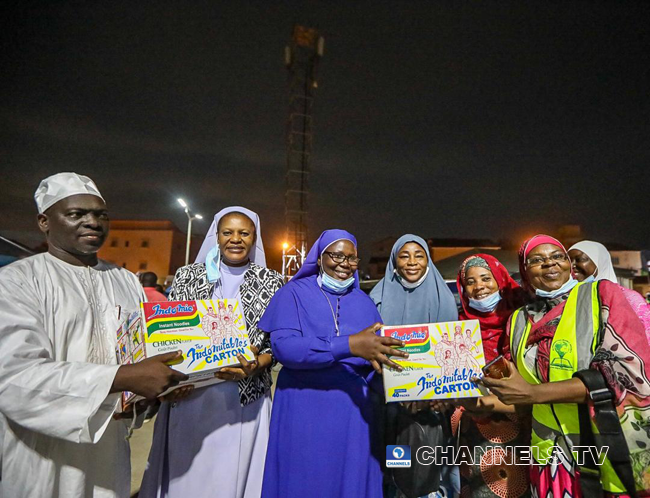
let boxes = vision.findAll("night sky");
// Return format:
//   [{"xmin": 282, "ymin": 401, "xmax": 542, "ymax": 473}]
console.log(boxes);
[{"xmin": 1, "ymin": 1, "xmax": 649, "ymax": 268}]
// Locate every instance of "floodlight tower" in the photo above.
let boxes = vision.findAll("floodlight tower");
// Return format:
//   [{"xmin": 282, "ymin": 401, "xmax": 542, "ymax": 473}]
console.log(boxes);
[{"xmin": 283, "ymin": 25, "xmax": 324, "ymax": 278}]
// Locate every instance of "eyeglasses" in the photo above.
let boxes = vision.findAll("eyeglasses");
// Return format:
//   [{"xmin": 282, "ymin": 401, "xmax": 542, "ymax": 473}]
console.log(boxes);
[
  {"xmin": 324, "ymin": 252, "xmax": 361, "ymax": 266},
  {"xmin": 527, "ymin": 253, "xmax": 568, "ymax": 267}
]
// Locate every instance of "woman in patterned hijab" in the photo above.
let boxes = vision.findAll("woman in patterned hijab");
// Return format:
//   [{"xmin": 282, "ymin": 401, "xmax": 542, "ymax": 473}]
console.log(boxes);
[{"xmin": 453, "ymin": 254, "xmax": 530, "ymax": 498}]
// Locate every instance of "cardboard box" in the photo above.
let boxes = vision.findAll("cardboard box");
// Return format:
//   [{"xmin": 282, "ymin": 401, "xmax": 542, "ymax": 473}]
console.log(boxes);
[
  {"xmin": 116, "ymin": 299, "xmax": 255, "ymax": 406},
  {"xmin": 381, "ymin": 320, "xmax": 487, "ymax": 402}
]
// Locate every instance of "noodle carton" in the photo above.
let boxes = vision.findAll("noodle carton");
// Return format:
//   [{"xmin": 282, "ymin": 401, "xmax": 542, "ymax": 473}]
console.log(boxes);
[
  {"xmin": 116, "ymin": 299, "xmax": 255, "ymax": 407},
  {"xmin": 381, "ymin": 320, "xmax": 487, "ymax": 402}
]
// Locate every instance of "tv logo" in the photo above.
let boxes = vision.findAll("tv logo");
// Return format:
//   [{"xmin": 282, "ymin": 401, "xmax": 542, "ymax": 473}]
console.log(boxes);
[{"xmin": 386, "ymin": 445, "xmax": 411, "ymax": 467}]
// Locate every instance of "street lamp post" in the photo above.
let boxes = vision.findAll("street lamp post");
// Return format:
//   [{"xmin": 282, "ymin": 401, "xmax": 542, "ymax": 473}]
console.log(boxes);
[
  {"xmin": 281, "ymin": 242, "xmax": 289, "ymax": 279},
  {"xmin": 178, "ymin": 198, "xmax": 202, "ymax": 266}
]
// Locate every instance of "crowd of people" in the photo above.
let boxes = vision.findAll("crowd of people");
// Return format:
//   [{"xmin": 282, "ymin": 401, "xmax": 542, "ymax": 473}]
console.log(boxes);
[{"xmin": 0, "ymin": 172, "xmax": 649, "ymax": 498}]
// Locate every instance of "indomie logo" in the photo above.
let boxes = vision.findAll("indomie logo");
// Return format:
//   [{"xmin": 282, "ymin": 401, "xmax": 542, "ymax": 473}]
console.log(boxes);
[
  {"xmin": 149, "ymin": 303, "xmax": 194, "ymax": 319},
  {"xmin": 385, "ymin": 326, "xmax": 431, "ymax": 353}
]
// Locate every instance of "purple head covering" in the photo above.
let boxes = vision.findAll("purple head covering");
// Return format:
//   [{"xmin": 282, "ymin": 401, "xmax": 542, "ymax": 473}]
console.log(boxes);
[
  {"xmin": 292, "ymin": 229, "xmax": 359, "ymax": 289},
  {"xmin": 258, "ymin": 228, "xmax": 378, "ymax": 346},
  {"xmin": 195, "ymin": 206, "xmax": 267, "ymax": 282}
]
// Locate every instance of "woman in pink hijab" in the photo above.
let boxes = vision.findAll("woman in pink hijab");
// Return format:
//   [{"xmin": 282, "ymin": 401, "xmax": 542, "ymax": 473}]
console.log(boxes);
[{"xmin": 479, "ymin": 234, "xmax": 650, "ymax": 498}]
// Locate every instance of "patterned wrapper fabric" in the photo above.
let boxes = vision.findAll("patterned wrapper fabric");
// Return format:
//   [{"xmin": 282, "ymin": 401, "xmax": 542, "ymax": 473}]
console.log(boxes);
[{"xmin": 508, "ymin": 235, "xmax": 650, "ymax": 498}]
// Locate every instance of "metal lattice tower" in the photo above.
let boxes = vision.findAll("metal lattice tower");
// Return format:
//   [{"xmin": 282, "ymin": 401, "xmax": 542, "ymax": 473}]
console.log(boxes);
[{"xmin": 282, "ymin": 25, "xmax": 324, "ymax": 278}]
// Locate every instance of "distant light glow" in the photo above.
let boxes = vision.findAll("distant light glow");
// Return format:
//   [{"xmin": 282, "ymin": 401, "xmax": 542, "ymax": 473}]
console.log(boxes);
[
  {"xmin": 177, "ymin": 198, "xmax": 187, "ymax": 208},
  {"xmin": 282, "ymin": 242, "xmax": 289, "ymax": 249},
  {"xmin": 195, "ymin": 214, "xmax": 203, "ymax": 220}
]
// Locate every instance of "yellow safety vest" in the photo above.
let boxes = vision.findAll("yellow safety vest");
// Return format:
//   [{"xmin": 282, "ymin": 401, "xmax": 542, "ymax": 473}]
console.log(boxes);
[{"xmin": 509, "ymin": 281, "xmax": 625, "ymax": 493}]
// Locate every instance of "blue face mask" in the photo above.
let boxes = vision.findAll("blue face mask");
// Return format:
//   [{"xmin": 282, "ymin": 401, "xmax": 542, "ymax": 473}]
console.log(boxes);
[
  {"xmin": 582, "ymin": 274, "xmax": 596, "ymax": 284},
  {"xmin": 205, "ymin": 245, "xmax": 222, "ymax": 283},
  {"xmin": 320, "ymin": 271, "xmax": 355, "ymax": 294},
  {"xmin": 468, "ymin": 291, "xmax": 502, "ymax": 313},
  {"xmin": 535, "ymin": 276, "xmax": 578, "ymax": 299}
]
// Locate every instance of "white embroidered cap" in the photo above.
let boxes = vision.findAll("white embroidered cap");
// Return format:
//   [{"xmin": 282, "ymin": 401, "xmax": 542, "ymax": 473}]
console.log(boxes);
[{"xmin": 34, "ymin": 172, "xmax": 105, "ymax": 214}]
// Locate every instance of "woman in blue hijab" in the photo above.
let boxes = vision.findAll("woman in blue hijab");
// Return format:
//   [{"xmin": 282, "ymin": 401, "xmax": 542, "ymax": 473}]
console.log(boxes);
[
  {"xmin": 370, "ymin": 235, "xmax": 459, "ymax": 498},
  {"xmin": 259, "ymin": 229, "xmax": 407, "ymax": 498}
]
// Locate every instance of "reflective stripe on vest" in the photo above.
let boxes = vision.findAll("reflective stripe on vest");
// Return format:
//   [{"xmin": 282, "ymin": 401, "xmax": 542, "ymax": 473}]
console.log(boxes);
[{"xmin": 509, "ymin": 281, "xmax": 625, "ymax": 493}]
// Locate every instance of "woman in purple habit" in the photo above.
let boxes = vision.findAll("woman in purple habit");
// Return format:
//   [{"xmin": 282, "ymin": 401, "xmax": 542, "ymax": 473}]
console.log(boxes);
[{"xmin": 259, "ymin": 229, "xmax": 407, "ymax": 498}]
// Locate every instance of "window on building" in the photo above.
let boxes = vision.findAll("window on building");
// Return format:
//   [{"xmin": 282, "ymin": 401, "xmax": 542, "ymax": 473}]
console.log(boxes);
[
  {"xmin": 139, "ymin": 262, "xmax": 148, "ymax": 270},
  {"xmin": 612, "ymin": 257, "xmax": 620, "ymax": 265},
  {"xmin": 125, "ymin": 240, "xmax": 130, "ymax": 247},
  {"xmin": 110, "ymin": 239, "xmax": 118, "ymax": 247},
  {"xmin": 122, "ymin": 262, "xmax": 127, "ymax": 268},
  {"xmin": 141, "ymin": 239, "xmax": 149, "ymax": 248}
]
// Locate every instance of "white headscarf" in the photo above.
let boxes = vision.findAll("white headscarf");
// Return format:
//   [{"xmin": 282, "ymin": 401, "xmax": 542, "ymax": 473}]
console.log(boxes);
[
  {"xmin": 195, "ymin": 206, "xmax": 267, "ymax": 282},
  {"xmin": 569, "ymin": 240, "xmax": 618, "ymax": 283},
  {"xmin": 34, "ymin": 172, "xmax": 104, "ymax": 213}
]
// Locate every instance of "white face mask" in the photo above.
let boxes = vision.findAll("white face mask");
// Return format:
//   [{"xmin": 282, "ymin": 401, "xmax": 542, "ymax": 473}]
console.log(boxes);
[
  {"xmin": 394, "ymin": 267, "xmax": 429, "ymax": 289},
  {"xmin": 468, "ymin": 291, "xmax": 501, "ymax": 313},
  {"xmin": 320, "ymin": 271, "xmax": 355, "ymax": 294},
  {"xmin": 535, "ymin": 276, "xmax": 579, "ymax": 299}
]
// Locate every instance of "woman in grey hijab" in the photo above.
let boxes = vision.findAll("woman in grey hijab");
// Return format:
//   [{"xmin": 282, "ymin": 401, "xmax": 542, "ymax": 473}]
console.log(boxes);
[
  {"xmin": 370, "ymin": 234, "xmax": 459, "ymax": 498},
  {"xmin": 370, "ymin": 234, "xmax": 458, "ymax": 325}
]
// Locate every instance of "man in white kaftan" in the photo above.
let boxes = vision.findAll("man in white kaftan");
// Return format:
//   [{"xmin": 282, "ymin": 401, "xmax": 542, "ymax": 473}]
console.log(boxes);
[
  {"xmin": 0, "ymin": 173, "xmax": 187, "ymax": 498},
  {"xmin": 0, "ymin": 253, "xmax": 143, "ymax": 497}
]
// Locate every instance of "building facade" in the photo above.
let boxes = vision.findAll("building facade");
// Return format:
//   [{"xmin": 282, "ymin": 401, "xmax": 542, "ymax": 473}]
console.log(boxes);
[
  {"xmin": 98, "ymin": 220, "xmax": 202, "ymax": 282},
  {"xmin": 610, "ymin": 250, "xmax": 644, "ymax": 276}
]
